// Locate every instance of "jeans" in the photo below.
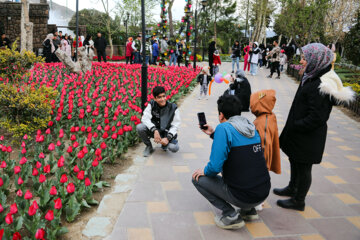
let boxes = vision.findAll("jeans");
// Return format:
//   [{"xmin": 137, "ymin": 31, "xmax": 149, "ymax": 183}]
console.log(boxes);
[
  {"xmin": 280, "ymin": 65, "xmax": 284, "ymax": 72},
  {"xmin": 134, "ymin": 52, "xmax": 141, "ymax": 64},
  {"xmin": 250, "ymin": 63, "xmax": 258, "ymax": 75},
  {"xmin": 288, "ymin": 159, "xmax": 313, "ymax": 202},
  {"xmin": 136, "ymin": 123, "xmax": 179, "ymax": 153},
  {"xmin": 126, "ymin": 56, "xmax": 133, "ymax": 64},
  {"xmin": 270, "ymin": 61, "xmax": 280, "ymax": 77},
  {"xmin": 145, "ymin": 56, "xmax": 150, "ymax": 65},
  {"xmin": 152, "ymin": 55, "xmax": 158, "ymax": 65},
  {"xmin": 258, "ymin": 59, "xmax": 263, "ymax": 67},
  {"xmin": 232, "ymin": 57, "xmax": 240, "ymax": 72},
  {"xmin": 170, "ymin": 53, "xmax": 177, "ymax": 66},
  {"xmin": 192, "ymin": 175, "xmax": 263, "ymax": 216},
  {"xmin": 199, "ymin": 83, "xmax": 208, "ymax": 97}
]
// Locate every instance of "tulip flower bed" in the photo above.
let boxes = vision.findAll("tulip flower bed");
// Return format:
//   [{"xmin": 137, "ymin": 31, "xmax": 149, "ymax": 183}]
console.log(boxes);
[
  {"xmin": 92, "ymin": 56, "xmax": 126, "ymax": 61},
  {"xmin": 0, "ymin": 62, "xmax": 200, "ymax": 239}
]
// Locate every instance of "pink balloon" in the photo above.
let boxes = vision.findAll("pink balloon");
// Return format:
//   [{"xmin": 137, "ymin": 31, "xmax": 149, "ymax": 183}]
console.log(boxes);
[{"xmin": 215, "ymin": 73, "xmax": 223, "ymax": 83}]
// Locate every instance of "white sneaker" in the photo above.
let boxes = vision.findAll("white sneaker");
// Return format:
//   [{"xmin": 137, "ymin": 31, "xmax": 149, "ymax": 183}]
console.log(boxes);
[{"xmin": 255, "ymin": 203, "xmax": 263, "ymax": 211}]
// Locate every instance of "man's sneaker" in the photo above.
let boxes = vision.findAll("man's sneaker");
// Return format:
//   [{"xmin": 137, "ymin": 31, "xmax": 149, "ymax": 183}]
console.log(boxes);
[
  {"xmin": 231, "ymin": 70, "xmax": 234, "ymax": 73},
  {"xmin": 240, "ymin": 208, "xmax": 259, "ymax": 221},
  {"xmin": 214, "ymin": 213, "xmax": 245, "ymax": 230},
  {"xmin": 267, "ymin": 75, "xmax": 272, "ymax": 78},
  {"xmin": 143, "ymin": 145, "xmax": 154, "ymax": 157},
  {"xmin": 276, "ymin": 76, "xmax": 280, "ymax": 79}
]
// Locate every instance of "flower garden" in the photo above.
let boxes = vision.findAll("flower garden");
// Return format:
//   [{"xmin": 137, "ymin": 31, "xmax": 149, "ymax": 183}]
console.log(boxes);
[{"xmin": 0, "ymin": 62, "xmax": 199, "ymax": 239}]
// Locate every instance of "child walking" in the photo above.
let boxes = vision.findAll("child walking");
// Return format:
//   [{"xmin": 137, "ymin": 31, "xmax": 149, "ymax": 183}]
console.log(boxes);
[
  {"xmin": 213, "ymin": 50, "xmax": 221, "ymax": 75},
  {"xmin": 197, "ymin": 66, "xmax": 211, "ymax": 100},
  {"xmin": 250, "ymin": 89, "xmax": 281, "ymax": 210}
]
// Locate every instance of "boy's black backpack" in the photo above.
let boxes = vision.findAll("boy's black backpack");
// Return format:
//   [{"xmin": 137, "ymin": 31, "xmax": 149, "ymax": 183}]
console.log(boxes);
[{"xmin": 224, "ymin": 76, "xmax": 251, "ymax": 112}]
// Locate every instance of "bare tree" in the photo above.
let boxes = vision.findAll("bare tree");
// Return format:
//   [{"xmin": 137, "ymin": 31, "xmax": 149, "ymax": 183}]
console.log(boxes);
[
  {"xmin": 99, "ymin": 0, "xmax": 114, "ymax": 58},
  {"xmin": 168, "ymin": 0, "xmax": 176, "ymax": 38}
]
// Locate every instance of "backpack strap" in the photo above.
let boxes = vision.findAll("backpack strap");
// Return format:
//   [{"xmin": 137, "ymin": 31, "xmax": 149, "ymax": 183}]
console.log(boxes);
[{"xmin": 264, "ymin": 115, "xmax": 268, "ymax": 150}]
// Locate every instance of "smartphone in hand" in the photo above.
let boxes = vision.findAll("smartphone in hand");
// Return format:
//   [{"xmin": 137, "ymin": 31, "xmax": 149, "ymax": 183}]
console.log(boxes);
[{"xmin": 197, "ymin": 112, "xmax": 208, "ymax": 130}]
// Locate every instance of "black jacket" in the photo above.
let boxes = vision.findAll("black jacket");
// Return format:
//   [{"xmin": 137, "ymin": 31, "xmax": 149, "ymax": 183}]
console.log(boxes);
[
  {"xmin": 0, "ymin": 37, "xmax": 11, "ymax": 49},
  {"xmin": 94, "ymin": 36, "xmax": 108, "ymax": 51},
  {"xmin": 232, "ymin": 44, "xmax": 241, "ymax": 58},
  {"xmin": 197, "ymin": 74, "xmax": 211, "ymax": 86},
  {"xmin": 224, "ymin": 76, "xmax": 251, "ymax": 112},
  {"xmin": 280, "ymin": 66, "xmax": 334, "ymax": 164}
]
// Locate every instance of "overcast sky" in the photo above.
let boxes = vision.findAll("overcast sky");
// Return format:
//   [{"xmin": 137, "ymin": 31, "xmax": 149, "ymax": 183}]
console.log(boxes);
[{"xmin": 50, "ymin": 0, "xmax": 187, "ymax": 21}]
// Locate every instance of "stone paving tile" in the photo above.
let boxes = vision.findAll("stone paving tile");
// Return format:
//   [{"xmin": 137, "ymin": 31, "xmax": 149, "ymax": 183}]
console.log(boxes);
[
  {"xmin": 150, "ymin": 212, "xmax": 203, "ymax": 240},
  {"xmin": 309, "ymin": 218, "xmax": 360, "ymax": 240},
  {"xmin": 107, "ymin": 63, "xmax": 360, "ymax": 239},
  {"xmin": 260, "ymin": 208, "xmax": 317, "ymax": 235}
]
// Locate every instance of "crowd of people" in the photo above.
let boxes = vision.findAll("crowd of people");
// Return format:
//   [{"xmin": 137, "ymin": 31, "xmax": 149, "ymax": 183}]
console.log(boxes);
[
  {"xmin": 41, "ymin": 31, "xmax": 108, "ymax": 63},
  {"xmin": 136, "ymin": 43, "xmax": 355, "ymax": 230},
  {"xmin": 125, "ymin": 35, "xmax": 188, "ymax": 66}
]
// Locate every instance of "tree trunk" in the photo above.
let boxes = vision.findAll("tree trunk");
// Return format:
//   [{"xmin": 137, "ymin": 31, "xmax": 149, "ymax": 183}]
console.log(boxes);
[
  {"xmin": 107, "ymin": 20, "xmax": 113, "ymax": 58},
  {"xmin": 168, "ymin": 0, "xmax": 175, "ymax": 38},
  {"xmin": 278, "ymin": 34, "xmax": 282, "ymax": 45},
  {"xmin": 214, "ymin": 0, "xmax": 218, "ymax": 40},
  {"xmin": 287, "ymin": 37, "xmax": 292, "ymax": 46},
  {"xmin": 21, "ymin": 0, "xmax": 33, "ymax": 52}
]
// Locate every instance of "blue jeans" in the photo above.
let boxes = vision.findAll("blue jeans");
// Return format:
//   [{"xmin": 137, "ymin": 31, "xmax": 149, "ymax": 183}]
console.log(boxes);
[
  {"xmin": 170, "ymin": 53, "xmax": 177, "ymax": 66},
  {"xmin": 134, "ymin": 52, "xmax": 141, "ymax": 64},
  {"xmin": 145, "ymin": 56, "xmax": 150, "ymax": 65},
  {"xmin": 232, "ymin": 57, "xmax": 239, "ymax": 72},
  {"xmin": 250, "ymin": 63, "xmax": 258, "ymax": 75}
]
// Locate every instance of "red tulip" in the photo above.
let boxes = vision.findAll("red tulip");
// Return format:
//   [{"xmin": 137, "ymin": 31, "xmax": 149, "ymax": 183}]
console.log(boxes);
[
  {"xmin": 60, "ymin": 174, "xmax": 68, "ymax": 183},
  {"xmin": 39, "ymin": 174, "xmax": 46, "ymax": 183},
  {"xmin": 54, "ymin": 198, "xmax": 62, "ymax": 209},
  {"xmin": 17, "ymin": 177, "xmax": 24, "ymax": 185},
  {"xmin": 13, "ymin": 232, "xmax": 22, "ymax": 240},
  {"xmin": 39, "ymin": 153, "xmax": 45, "ymax": 159},
  {"xmin": 48, "ymin": 121, "xmax": 54, "ymax": 127},
  {"xmin": 77, "ymin": 170, "xmax": 85, "ymax": 180},
  {"xmin": 45, "ymin": 210, "xmax": 54, "ymax": 221},
  {"xmin": 32, "ymin": 168, "xmax": 39, "ymax": 176},
  {"xmin": 102, "ymin": 132, "xmax": 109, "ymax": 139},
  {"xmin": 35, "ymin": 228, "xmax": 45, "ymax": 239},
  {"xmin": 0, "ymin": 161, "xmax": 6, "ymax": 168},
  {"xmin": 28, "ymin": 204, "xmax": 37, "ymax": 216},
  {"xmin": 21, "ymin": 148, "xmax": 27, "ymax": 154},
  {"xmin": 7, "ymin": 146, "xmax": 12, "ymax": 153},
  {"xmin": 92, "ymin": 159, "xmax": 99, "ymax": 167},
  {"xmin": 85, "ymin": 177, "xmax": 91, "ymax": 186},
  {"xmin": 67, "ymin": 182, "xmax": 75, "ymax": 193},
  {"xmin": 59, "ymin": 129, "xmax": 64, "ymax": 138},
  {"xmin": 32, "ymin": 200, "xmax": 39, "ymax": 210},
  {"xmin": 77, "ymin": 150, "xmax": 85, "ymax": 159},
  {"xmin": 5, "ymin": 213, "xmax": 13, "ymax": 224},
  {"xmin": 70, "ymin": 135, "xmax": 76, "ymax": 141},
  {"xmin": 14, "ymin": 166, "xmax": 21, "ymax": 174},
  {"xmin": 24, "ymin": 190, "xmax": 33, "ymax": 200},
  {"xmin": 67, "ymin": 146, "xmax": 73, "ymax": 153},
  {"xmin": 49, "ymin": 186, "xmax": 57, "ymax": 195},
  {"xmin": 43, "ymin": 164, "xmax": 50, "ymax": 173},
  {"xmin": 23, "ymin": 134, "xmax": 28, "ymax": 140},
  {"xmin": 36, "ymin": 161, "xmax": 42, "ymax": 169},
  {"xmin": 10, "ymin": 203, "xmax": 18, "ymax": 214},
  {"xmin": 0, "ymin": 203, "xmax": 3, "ymax": 213},
  {"xmin": 57, "ymin": 156, "xmax": 65, "ymax": 167},
  {"xmin": 16, "ymin": 189, "xmax": 23, "ymax": 197},
  {"xmin": 48, "ymin": 143, "xmax": 55, "ymax": 151},
  {"xmin": 45, "ymin": 128, "xmax": 51, "ymax": 134},
  {"xmin": 73, "ymin": 165, "xmax": 79, "ymax": 173},
  {"xmin": 20, "ymin": 157, "xmax": 27, "ymax": 164},
  {"xmin": 56, "ymin": 140, "xmax": 62, "ymax": 146},
  {"xmin": 100, "ymin": 142, "xmax": 107, "ymax": 149},
  {"xmin": 0, "ymin": 177, "xmax": 3, "ymax": 187}
]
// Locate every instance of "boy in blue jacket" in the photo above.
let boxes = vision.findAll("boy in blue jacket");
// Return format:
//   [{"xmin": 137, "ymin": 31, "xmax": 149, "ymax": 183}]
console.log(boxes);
[
  {"xmin": 192, "ymin": 95, "xmax": 271, "ymax": 230},
  {"xmin": 152, "ymin": 40, "xmax": 159, "ymax": 65}
]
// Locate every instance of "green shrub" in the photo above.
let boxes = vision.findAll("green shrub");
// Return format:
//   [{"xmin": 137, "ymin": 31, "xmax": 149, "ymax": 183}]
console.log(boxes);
[
  {"xmin": 0, "ymin": 84, "xmax": 58, "ymax": 139},
  {"xmin": 0, "ymin": 41, "xmax": 44, "ymax": 82}
]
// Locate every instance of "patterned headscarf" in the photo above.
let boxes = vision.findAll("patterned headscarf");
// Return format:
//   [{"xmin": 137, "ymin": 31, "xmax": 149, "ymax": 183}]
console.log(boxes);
[{"xmin": 301, "ymin": 43, "xmax": 334, "ymax": 85}]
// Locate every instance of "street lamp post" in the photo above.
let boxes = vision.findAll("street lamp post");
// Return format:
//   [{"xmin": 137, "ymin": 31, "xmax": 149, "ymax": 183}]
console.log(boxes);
[
  {"xmin": 193, "ymin": 0, "xmax": 207, "ymax": 71},
  {"xmin": 75, "ymin": 0, "xmax": 79, "ymax": 61},
  {"xmin": 141, "ymin": 0, "xmax": 147, "ymax": 111},
  {"xmin": 184, "ymin": 11, "xmax": 192, "ymax": 67}
]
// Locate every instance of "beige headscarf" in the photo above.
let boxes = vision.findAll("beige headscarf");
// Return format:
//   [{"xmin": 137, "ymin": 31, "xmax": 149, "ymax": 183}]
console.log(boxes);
[{"xmin": 44, "ymin": 34, "xmax": 55, "ymax": 53}]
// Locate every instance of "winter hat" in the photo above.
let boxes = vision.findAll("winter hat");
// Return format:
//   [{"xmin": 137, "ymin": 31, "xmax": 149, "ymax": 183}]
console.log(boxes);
[
  {"xmin": 254, "ymin": 42, "xmax": 259, "ymax": 47},
  {"xmin": 202, "ymin": 66, "xmax": 210, "ymax": 75},
  {"xmin": 236, "ymin": 69, "xmax": 245, "ymax": 78},
  {"xmin": 214, "ymin": 50, "xmax": 220, "ymax": 56}
]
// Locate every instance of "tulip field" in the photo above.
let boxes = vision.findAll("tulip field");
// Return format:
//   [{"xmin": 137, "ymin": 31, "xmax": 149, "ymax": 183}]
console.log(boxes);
[{"xmin": 0, "ymin": 62, "xmax": 199, "ymax": 239}]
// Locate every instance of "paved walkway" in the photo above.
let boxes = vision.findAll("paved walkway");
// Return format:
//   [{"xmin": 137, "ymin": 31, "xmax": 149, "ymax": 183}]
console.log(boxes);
[{"xmin": 106, "ymin": 62, "xmax": 360, "ymax": 240}]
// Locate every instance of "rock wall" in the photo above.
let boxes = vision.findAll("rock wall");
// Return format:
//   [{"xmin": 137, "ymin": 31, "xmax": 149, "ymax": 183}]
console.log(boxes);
[{"xmin": 0, "ymin": 2, "xmax": 50, "ymax": 50}]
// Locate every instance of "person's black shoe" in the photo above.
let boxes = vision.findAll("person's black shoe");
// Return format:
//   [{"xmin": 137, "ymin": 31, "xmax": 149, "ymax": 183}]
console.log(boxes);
[
  {"xmin": 276, "ymin": 76, "xmax": 280, "ymax": 79},
  {"xmin": 277, "ymin": 198, "xmax": 305, "ymax": 211},
  {"xmin": 273, "ymin": 186, "xmax": 296, "ymax": 197},
  {"xmin": 231, "ymin": 70, "xmax": 234, "ymax": 73},
  {"xmin": 240, "ymin": 208, "xmax": 259, "ymax": 221},
  {"xmin": 266, "ymin": 75, "xmax": 272, "ymax": 78}
]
